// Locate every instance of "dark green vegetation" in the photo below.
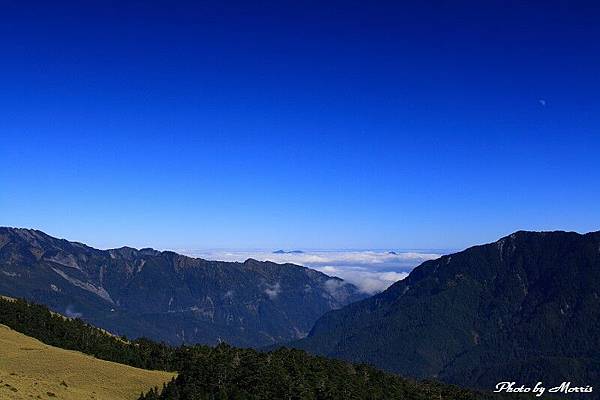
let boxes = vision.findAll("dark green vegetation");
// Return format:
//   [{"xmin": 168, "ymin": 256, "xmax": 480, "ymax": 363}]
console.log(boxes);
[
  {"xmin": 138, "ymin": 346, "xmax": 502, "ymax": 400},
  {"xmin": 0, "ymin": 227, "xmax": 366, "ymax": 347},
  {"xmin": 291, "ymin": 231, "xmax": 600, "ymax": 393},
  {"xmin": 0, "ymin": 296, "xmax": 513, "ymax": 400},
  {"xmin": 0, "ymin": 296, "xmax": 180, "ymax": 371}
]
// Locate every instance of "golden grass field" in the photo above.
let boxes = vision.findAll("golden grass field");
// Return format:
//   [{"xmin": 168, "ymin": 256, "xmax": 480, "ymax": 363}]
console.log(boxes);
[{"xmin": 0, "ymin": 324, "xmax": 176, "ymax": 400}]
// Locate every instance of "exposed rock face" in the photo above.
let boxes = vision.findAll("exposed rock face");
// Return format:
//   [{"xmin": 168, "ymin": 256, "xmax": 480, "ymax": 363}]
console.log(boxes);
[
  {"xmin": 291, "ymin": 231, "xmax": 600, "ymax": 392},
  {"xmin": 0, "ymin": 227, "xmax": 367, "ymax": 347}
]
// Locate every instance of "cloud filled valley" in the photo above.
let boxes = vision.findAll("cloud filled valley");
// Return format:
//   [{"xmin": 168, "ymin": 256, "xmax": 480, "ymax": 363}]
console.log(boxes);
[{"xmin": 177, "ymin": 249, "xmax": 443, "ymax": 294}]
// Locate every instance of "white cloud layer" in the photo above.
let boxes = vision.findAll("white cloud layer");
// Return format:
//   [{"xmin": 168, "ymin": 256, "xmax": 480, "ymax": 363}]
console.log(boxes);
[
  {"xmin": 319, "ymin": 266, "xmax": 410, "ymax": 294},
  {"xmin": 175, "ymin": 249, "xmax": 442, "ymax": 294},
  {"xmin": 264, "ymin": 282, "xmax": 281, "ymax": 299}
]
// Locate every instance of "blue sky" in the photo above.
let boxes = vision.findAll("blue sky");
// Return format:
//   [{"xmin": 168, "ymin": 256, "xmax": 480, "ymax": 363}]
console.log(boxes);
[{"xmin": 1, "ymin": 1, "xmax": 599, "ymax": 250}]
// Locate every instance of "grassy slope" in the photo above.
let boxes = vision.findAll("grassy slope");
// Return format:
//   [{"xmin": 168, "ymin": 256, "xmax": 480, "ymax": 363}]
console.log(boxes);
[{"xmin": 0, "ymin": 324, "xmax": 175, "ymax": 400}]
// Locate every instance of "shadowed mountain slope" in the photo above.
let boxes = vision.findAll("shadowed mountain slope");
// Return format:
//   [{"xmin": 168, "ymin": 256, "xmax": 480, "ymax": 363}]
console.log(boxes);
[
  {"xmin": 0, "ymin": 227, "xmax": 366, "ymax": 347},
  {"xmin": 291, "ymin": 231, "xmax": 600, "ymax": 393}
]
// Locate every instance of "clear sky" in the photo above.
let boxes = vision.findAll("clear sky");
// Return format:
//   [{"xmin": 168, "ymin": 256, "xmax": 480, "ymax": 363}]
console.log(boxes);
[{"xmin": 1, "ymin": 1, "xmax": 599, "ymax": 250}]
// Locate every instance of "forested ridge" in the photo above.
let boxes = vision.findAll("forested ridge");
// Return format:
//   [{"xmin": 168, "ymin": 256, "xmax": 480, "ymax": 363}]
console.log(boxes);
[
  {"xmin": 0, "ymin": 296, "xmax": 181, "ymax": 370},
  {"xmin": 0, "ymin": 296, "xmax": 520, "ymax": 400},
  {"xmin": 293, "ymin": 231, "xmax": 600, "ymax": 393}
]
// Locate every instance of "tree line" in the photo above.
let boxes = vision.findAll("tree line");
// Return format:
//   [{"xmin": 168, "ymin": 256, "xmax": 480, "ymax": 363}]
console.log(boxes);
[{"xmin": 0, "ymin": 297, "xmax": 519, "ymax": 400}]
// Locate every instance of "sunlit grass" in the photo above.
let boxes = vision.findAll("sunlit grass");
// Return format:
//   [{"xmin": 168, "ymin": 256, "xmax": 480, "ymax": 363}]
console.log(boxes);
[{"xmin": 0, "ymin": 324, "xmax": 175, "ymax": 399}]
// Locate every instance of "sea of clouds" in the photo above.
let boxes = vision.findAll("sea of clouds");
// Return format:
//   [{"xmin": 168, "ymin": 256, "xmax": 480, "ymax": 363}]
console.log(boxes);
[{"xmin": 176, "ymin": 249, "xmax": 443, "ymax": 294}]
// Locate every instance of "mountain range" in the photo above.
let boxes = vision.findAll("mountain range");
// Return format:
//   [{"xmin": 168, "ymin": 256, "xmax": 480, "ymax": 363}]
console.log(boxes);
[
  {"xmin": 0, "ymin": 227, "xmax": 366, "ymax": 347},
  {"xmin": 291, "ymin": 230, "xmax": 600, "ymax": 392},
  {"xmin": 2, "ymin": 227, "xmax": 599, "ymax": 396}
]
